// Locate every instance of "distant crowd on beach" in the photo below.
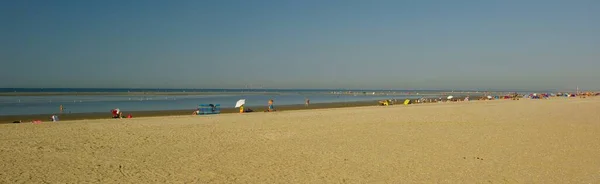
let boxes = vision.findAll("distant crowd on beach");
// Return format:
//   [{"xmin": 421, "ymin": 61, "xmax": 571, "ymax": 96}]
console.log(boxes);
[
  {"xmin": 377, "ymin": 92, "xmax": 600, "ymax": 106},
  {"xmin": 237, "ymin": 99, "xmax": 278, "ymax": 113}
]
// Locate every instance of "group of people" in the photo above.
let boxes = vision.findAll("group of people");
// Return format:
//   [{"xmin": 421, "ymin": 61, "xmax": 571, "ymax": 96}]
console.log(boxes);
[
  {"xmin": 108, "ymin": 99, "xmax": 283, "ymax": 118},
  {"xmin": 189, "ymin": 99, "xmax": 283, "ymax": 115},
  {"xmin": 117, "ymin": 97, "xmax": 314, "ymax": 117},
  {"xmin": 102, "ymin": 97, "xmax": 314, "ymax": 118},
  {"xmin": 111, "ymin": 108, "xmax": 132, "ymax": 118},
  {"xmin": 239, "ymin": 99, "xmax": 277, "ymax": 113}
]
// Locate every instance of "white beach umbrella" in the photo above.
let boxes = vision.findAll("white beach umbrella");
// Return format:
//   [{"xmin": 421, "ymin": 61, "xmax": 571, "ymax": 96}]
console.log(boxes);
[
  {"xmin": 235, "ymin": 99, "xmax": 246, "ymax": 108},
  {"xmin": 487, "ymin": 95, "xmax": 493, "ymax": 99},
  {"xmin": 447, "ymin": 96, "xmax": 454, "ymax": 100}
]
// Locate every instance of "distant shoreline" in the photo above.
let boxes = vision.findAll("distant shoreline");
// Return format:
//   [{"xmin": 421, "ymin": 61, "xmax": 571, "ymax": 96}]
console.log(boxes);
[
  {"xmin": 0, "ymin": 92, "xmax": 286, "ymax": 96},
  {"xmin": 0, "ymin": 95, "xmax": 492, "ymax": 123},
  {"xmin": 0, "ymin": 100, "xmax": 379, "ymax": 123},
  {"xmin": 0, "ymin": 88, "xmax": 556, "ymax": 96},
  {"xmin": 0, "ymin": 91, "xmax": 504, "ymax": 97}
]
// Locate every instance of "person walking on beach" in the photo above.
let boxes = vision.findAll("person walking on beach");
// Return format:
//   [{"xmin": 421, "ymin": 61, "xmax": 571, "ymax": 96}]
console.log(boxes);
[
  {"xmin": 59, "ymin": 105, "xmax": 64, "ymax": 113},
  {"xmin": 305, "ymin": 98, "xmax": 310, "ymax": 107}
]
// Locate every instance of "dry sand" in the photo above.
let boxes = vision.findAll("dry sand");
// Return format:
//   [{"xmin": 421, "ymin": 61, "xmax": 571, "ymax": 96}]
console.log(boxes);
[{"xmin": 1, "ymin": 98, "xmax": 599, "ymax": 183}]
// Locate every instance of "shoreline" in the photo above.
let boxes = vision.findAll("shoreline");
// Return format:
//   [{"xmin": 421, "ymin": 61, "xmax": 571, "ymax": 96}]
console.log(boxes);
[
  {"xmin": 0, "ymin": 91, "xmax": 286, "ymax": 96},
  {"xmin": 0, "ymin": 91, "xmax": 507, "ymax": 97},
  {"xmin": 1, "ymin": 100, "xmax": 381, "ymax": 123},
  {"xmin": 0, "ymin": 95, "xmax": 494, "ymax": 123}
]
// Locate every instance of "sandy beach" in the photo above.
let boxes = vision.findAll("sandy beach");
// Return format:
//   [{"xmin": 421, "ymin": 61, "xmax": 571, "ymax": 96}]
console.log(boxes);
[{"xmin": 1, "ymin": 97, "xmax": 599, "ymax": 183}]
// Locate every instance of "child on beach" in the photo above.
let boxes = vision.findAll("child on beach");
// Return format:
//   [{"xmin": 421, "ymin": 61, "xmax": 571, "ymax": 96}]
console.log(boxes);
[{"xmin": 265, "ymin": 99, "xmax": 276, "ymax": 112}]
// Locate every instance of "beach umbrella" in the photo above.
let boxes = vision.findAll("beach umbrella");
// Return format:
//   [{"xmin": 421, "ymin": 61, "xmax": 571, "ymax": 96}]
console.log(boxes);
[
  {"xmin": 447, "ymin": 96, "xmax": 454, "ymax": 100},
  {"xmin": 487, "ymin": 95, "xmax": 492, "ymax": 99},
  {"xmin": 235, "ymin": 99, "xmax": 246, "ymax": 108}
]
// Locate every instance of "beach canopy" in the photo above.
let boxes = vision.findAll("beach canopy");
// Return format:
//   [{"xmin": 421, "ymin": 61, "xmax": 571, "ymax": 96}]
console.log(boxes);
[
  {"xmin": 447, "ymin": 96, "xmax": 454, "ymax": 100},
  {"xmin": 235, "ymin": 99, "xmax": 246, "ymax": 108}
]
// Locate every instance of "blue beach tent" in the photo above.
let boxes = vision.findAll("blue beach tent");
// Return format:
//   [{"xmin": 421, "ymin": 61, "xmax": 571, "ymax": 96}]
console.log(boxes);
[{"xmin": 198, "ymin": 104, "xmax": 220, "ymax": 115}]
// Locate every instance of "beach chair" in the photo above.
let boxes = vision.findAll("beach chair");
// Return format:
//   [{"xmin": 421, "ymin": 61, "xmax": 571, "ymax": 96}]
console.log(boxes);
[{"xmin": 198, "ymin": 104, "xmax": 220, "ymax": 115}]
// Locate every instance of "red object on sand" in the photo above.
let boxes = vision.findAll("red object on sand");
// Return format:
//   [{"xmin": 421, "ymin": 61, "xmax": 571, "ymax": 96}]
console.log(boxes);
[
  {"xmin": 127, "ymin": 114, "xmax": 132, "ymax": 118},
  {"xmin": 32, "ymin": 120, "xmax": 42, "ymax": 124}
]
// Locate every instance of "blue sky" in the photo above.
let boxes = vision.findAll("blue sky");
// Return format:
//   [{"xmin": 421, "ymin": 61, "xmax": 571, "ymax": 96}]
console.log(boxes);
[{"xmin": 1, "ymin": 0, "xmax": 598, "ymax": 90}]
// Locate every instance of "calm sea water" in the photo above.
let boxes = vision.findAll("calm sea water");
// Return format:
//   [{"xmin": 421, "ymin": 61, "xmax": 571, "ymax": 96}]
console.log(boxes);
[{"xmin": 0, "ymin": 88, "xmax": 444, "ymax": 116}]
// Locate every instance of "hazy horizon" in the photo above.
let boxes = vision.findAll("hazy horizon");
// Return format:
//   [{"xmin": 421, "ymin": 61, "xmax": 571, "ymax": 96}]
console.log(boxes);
[{"xmin": 1, "ymin": 0, "xmax": 598, "ymax": 90}]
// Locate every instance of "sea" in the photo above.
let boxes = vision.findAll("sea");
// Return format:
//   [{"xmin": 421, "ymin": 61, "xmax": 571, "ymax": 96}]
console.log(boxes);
[{"xmin": 0, "ymin": 88, "xmax": 498, "ymax": 116}]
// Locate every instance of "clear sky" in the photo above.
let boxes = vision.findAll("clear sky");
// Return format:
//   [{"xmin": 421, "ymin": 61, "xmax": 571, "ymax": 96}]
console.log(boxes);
[{"xmin": 1, "ymin": 0, "xmax": 598, "ymax": 90}]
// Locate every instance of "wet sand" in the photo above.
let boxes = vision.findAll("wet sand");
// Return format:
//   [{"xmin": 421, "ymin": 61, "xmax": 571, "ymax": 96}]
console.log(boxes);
[
  {"xmin": 1, "ymin": 97, "xmax": 599, "ymax": 183},
  {"xmin": 1, "ymin": 96, "xmax": 484, "ymax": 124},
  {"xmin": 0, "ymin": 101, "xmax": 381, "ymax": 124}
]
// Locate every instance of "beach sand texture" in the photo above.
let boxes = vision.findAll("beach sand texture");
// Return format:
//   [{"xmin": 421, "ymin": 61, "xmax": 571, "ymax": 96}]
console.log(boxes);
[{"xmin": 1, "ymin": 98, "xmax": 599, "ymax": 183}]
